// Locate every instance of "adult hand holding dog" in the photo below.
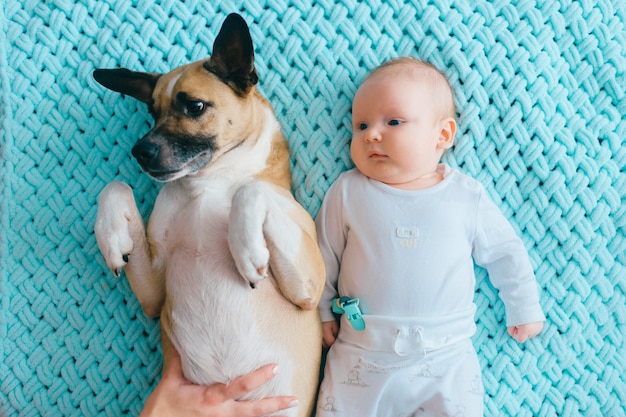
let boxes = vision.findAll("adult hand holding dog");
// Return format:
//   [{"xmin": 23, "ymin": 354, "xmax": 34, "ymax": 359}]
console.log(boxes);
[{"xmin": 140, "ymin": 351, "xmax": 298, "ymax": 417}]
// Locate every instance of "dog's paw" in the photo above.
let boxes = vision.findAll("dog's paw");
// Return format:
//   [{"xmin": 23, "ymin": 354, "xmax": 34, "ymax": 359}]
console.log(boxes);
[
  {"xmin": 233, "ymin": 243, "xmax": 270, "ymax": 288},
  {"xmin": 228, "ymin": 184, "xmax": 272, "ymax": 288},
  {"xmin": 278, "ymin": 279, "xmax": 320, "ymax": 311},
  {"xmin": 94, "ymin": 182, "xmax": 136, "ymax": 276}
]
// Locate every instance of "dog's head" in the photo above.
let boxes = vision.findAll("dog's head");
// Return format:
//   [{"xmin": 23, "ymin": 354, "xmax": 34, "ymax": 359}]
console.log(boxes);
[{"xmin": 94, "ymin": 13, "xmax": 264, "ymax": 182}]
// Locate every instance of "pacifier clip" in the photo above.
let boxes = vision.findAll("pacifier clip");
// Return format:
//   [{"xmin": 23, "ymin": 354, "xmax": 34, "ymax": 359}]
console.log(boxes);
[{"xmin": 332, "ymin": 296, "xmax": 366, "ymax": 331}]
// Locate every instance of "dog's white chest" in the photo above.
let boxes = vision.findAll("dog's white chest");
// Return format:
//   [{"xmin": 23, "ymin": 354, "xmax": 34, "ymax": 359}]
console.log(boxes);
[
  {"xmin": 158, "ymin": 185, "xmax": 240, "ymax": 295},
  {"xmin": 170, "ymin": 197, "xmax": 229, "ymax": 256}
]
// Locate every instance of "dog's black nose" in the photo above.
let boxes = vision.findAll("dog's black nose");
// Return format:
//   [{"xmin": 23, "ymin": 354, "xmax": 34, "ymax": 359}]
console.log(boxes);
[{"xmin": 132, "ymin": 142, "xmax": 160, "ymax": 166}]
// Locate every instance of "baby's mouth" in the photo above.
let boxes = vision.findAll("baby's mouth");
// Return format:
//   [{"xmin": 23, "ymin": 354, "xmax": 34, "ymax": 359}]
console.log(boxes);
[{"xmin": 368, "ymin": 151, "xmax": 387, "ymax": 158}]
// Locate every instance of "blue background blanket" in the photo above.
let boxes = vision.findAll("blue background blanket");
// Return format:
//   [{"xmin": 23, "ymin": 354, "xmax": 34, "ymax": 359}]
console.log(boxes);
[{"xmin": 1, "ymin": 0, "xmax": 624, "ymax": 416}]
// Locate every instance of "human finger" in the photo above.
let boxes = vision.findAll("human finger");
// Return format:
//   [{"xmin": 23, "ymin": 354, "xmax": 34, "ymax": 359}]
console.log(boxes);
[
  {"xmin": 224, "ymin": 364, "xmax": 282, "ymax": 399},
  {"xmin": 161, "ymin": 350, "xmax": 185, "ymax": 384},
  {"xmin": 232, "ymin": 396, "xmax": 299, "ymax": 417}
]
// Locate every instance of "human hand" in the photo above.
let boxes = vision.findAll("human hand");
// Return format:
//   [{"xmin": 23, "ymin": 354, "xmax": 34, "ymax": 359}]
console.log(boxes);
[
  {"xmin": 322, "ymin": 320, "xmax": 339, "ymax": 348},
  {"xmin": 140, "ymin": 351, "xmax": 298, "ymax": 417},
  {"xmin": 508, "ymin": 321, "xmax": 544, "ymax": 343}
]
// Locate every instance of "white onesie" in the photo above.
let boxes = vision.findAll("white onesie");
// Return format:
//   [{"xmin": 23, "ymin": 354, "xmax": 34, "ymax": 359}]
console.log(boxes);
[{"xmin": 315, "ymin": 165, "xmax": 545, "ymax": 417}]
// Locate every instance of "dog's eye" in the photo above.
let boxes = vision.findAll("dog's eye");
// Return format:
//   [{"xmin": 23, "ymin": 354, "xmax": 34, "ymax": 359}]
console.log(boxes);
[{"xmin": 184, "ymin": 101, "xmax": 205, "ymax": 116}]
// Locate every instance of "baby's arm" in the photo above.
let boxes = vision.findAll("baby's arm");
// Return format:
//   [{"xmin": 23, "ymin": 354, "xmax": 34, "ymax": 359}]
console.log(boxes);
[
  {"xmin": 508, "ymin": 321, "xmax": 544, "ymax": 343},
  {"xmin": 322, "ymin": 320, "xmax": 339, "ymax": 348},
  {"xmin": 472, "ymin": 185, "xmax": 546, "ymax": 344}
]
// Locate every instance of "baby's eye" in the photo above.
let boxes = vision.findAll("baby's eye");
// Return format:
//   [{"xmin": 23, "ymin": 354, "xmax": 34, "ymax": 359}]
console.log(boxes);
[
  {"xmin": 357, "ymin": 123, "xmax": 368, "ymax": 131},
  {"xmin": 388, "ymin": 119, "xmax": 402, "ymax": 126}
]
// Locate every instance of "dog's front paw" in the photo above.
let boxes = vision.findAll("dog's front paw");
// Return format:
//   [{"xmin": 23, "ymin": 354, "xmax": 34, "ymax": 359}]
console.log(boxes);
[
  {"xmin": 94, "ymin": 182, "xmax": 136, "ymax": 276},
  {"xmin": 233, "ymin": 241, "xmax": 270, "ymax": 288},
  {"xmin": 228, "ymin": 184, "xmax": 271, "ymax": 288},
  {"xmin": 228, "ymin": 217, "xmax": 270, "ymax": 287}
]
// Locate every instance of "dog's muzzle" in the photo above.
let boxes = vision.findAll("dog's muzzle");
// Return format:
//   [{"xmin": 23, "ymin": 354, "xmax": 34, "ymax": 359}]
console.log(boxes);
[{"xmin": 131, "ymin": 131, "xmax": 216, "ymax": 182}]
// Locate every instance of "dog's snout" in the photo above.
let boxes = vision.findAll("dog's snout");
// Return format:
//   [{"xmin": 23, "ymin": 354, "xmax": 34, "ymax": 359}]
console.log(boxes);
[{"xmin": 132, "ymin": 141, "xmax": 159, "ymax": 166}]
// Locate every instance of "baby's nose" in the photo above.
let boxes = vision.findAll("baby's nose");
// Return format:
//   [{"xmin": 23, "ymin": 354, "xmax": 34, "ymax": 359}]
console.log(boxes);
[{"xmin": 364, "ymin": 129, "xmax": 382, "ymax": 142}]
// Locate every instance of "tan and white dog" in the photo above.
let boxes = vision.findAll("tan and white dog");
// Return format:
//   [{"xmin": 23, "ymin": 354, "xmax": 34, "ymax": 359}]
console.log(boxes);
[{"xmin": 93, "ymin": 13, "xmax": 324, "ymax": 416}]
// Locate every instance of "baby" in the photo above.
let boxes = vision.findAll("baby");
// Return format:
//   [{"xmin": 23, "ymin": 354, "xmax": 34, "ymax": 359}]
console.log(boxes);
[{"xmin": 315, "ymin": 57, "xmax": 545, "ymax": 416}]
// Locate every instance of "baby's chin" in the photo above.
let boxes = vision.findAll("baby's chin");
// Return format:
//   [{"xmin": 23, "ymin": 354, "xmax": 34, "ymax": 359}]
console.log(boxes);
[
  {"xmin": 362, "ymin": 169, "xmax": 443, "ymax": 191},
  {"xmin": 352, "ymin": 164, "xmax": 389, "ymax": 184}
]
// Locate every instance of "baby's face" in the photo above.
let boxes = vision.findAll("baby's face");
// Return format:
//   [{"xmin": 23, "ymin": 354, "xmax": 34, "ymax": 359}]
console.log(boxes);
[{"xmin": 350, "ymin": 73, "xmax": 450, "ymax": 189}]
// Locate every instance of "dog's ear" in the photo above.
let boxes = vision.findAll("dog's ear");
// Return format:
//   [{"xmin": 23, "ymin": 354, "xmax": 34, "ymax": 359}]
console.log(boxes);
[
  {"xmin": 204, "ymin": 13, "xmax": 258, "ymax": 95},
  {"xmin": 93, "ymin": 68, "xmax": 160, "ymax": 104}
]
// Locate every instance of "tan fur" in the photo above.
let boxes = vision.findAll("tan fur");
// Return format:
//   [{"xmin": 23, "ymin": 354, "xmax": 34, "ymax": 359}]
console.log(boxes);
[{"xmin": 94, "ymin": 14, "xmax": 324, "ymax": 416}]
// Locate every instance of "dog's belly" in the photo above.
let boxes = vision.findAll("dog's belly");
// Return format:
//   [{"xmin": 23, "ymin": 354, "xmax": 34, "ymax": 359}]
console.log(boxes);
[
  {"xmin": 151, "ymin": 188, "xmax": 322, "ymax": 413},
  {"xmin": 162, "ymin": 215, "xmax": 296, "ymax": 397}
]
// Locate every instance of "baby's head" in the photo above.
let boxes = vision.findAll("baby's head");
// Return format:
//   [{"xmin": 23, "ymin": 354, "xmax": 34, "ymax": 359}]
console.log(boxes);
[
  {"xmin": 350, "ymin": 57, "xmax": 457, "ymax": 190},
  {"xmin": 360, "ymin": 57, "xmax": 456, "ymax": 121}
]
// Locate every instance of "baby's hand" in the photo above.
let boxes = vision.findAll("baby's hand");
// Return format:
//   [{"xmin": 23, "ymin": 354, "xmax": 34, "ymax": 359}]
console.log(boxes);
[
  {"xmin": 322, "ymin": 320, "xmax": 339, "ymax": 348},
  {"xmin": 508, "ymin": 321, "xmax": 544, "ymax": 343}
]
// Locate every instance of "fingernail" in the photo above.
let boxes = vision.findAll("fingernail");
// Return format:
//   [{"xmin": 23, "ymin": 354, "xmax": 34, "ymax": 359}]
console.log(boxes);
[
  {"xmin": 272, "ymin": 365, "xmax": 280, "ymax": 375},
  {"xmin": 288, "ymin": 399, "xmax": 299, "ymax": 408}
]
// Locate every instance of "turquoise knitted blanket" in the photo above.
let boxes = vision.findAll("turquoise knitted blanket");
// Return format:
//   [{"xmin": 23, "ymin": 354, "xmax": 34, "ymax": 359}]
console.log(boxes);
[{"xmin": 1, "ymin": 0, "xmax": 624, "ymax": 416}]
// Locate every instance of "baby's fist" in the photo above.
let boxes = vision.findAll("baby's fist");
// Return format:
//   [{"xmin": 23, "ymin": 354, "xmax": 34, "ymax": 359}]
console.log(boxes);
[{"xmin": 508, "ymin": 321, "xmax": 544, "ymax": 343}]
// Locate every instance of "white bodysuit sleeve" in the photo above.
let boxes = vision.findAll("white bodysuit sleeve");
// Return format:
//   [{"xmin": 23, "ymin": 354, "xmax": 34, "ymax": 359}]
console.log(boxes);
[
  {"xmin": 472, "ymin": 187, "xmax": 546, "ymax": 326},
  {"xmin": 315, "ymin": 177, "xmax": 348, "ymax": 322}
]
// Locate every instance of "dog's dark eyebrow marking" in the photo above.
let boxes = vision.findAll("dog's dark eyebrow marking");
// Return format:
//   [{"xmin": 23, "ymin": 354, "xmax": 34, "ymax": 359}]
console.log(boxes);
[
  {"xmin": 175, "ymin": 91, "xmax": 192, "ymax": 102},
  {"xmin": 175, "ymin": 92, "xmax": 214, "ymax": 107}
]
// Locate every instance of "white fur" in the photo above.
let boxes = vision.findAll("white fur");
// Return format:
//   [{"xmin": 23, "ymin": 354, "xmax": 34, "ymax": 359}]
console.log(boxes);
[{"xmin": 164, "ymin": 72, "xmax": 182, "ymax": 99}]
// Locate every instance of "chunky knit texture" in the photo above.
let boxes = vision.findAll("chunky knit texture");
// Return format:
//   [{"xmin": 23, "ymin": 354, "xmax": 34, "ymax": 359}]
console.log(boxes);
[{"xmin": 1, "ymin": 1, "xmax": 624, "ymax": 416}]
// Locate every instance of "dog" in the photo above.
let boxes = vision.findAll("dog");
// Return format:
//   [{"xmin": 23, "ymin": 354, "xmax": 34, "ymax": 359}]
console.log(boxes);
[{"xmin": 93, "ymin": 13, "xmax": 325, "ymax": 416}]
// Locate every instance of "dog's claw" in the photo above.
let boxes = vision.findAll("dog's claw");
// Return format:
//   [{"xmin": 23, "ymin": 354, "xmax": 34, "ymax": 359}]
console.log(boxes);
[
  {"xmin": 111, "ymin": 254, "xmax": 130, "ymax": 277},
  {"xmin": 246, "ymin": 266, "xmax": 267, "ymax": 289}
]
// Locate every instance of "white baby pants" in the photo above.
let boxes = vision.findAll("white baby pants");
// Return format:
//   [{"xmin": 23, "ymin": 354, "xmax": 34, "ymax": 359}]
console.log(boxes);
[{"xmin": 316, "ymin": 315, "xmax": 484, "ymax": 417}]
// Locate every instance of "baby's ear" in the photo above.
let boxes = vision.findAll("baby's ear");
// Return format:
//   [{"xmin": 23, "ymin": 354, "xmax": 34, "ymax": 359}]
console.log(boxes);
[{"xmin": 437, "ymin": 117, "xmax": 456, "ymax": 150}]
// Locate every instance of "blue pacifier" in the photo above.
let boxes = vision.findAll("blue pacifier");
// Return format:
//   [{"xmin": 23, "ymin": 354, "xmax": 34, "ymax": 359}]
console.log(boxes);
[{"xmin": 332, "ymin": 296, "xmax": 366, "ymax": 331}]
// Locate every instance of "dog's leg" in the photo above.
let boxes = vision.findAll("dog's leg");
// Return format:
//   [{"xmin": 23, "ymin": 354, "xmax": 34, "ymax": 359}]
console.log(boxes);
[
  {"xmin": 229, "ymin": 182, "xmax": 325, "ymax": 309},
  {"xmin": 228, "ymin": 183, "xmax": 271, "ymax": 286},
  {"xmin": 94, "ymin": 181, "xmax": 165, "ymax": 317},
  {"xmin": 264, "ymin": 196, "xmax": 326, "ymax": 310},
  {"xmin": 159, "ymin": 306, "xmax": 175, "ymax": 373}
]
